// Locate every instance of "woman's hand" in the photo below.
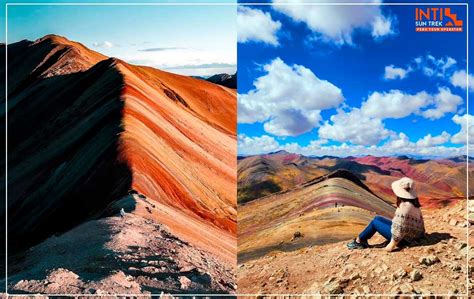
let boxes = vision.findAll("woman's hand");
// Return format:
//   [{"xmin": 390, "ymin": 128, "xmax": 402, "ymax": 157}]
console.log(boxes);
[{"xmin": 384, "ymin": 239, "xmax": 398, "ymax": 252}]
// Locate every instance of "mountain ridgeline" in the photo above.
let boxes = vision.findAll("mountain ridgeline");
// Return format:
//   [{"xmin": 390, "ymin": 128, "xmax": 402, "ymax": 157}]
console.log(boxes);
[
  {"xmin": 3, "ymin": 35, "xmax": 237, "ymax": 265},
  {"xmin": 238, "ymin": 151, "xmax": 472, "ymax": 207}
]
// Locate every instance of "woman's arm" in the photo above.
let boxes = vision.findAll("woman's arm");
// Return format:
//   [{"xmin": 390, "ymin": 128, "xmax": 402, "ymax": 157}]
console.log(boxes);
[
  {"xmin": 385, "ymin": 239, "xmax": 398, "ymax": 252},
  {"xmin": 390, "ymin": 207, "xmax": 405, "ymax": 250}
]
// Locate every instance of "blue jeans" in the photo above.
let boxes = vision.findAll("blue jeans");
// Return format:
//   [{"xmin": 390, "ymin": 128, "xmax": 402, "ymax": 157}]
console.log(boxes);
[{"xmin": 359, "ymin": 215, "xmax": 392, "ymax": 242}]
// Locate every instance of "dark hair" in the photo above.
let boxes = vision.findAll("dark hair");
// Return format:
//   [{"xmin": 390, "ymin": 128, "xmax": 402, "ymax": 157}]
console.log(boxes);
[{"xmin": 396, "ymin": 196, "xmax": 421, "ymax": 208}]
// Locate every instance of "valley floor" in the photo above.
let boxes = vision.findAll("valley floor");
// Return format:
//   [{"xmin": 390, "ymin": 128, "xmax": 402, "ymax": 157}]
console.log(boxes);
[{"xmin": 238, "ymin": 201, "xmax": 469, "ymax": 295}]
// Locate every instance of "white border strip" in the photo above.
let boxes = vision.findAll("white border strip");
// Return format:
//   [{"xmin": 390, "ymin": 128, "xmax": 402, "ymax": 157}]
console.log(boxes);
[
  {"xmin": 466, "ymin": 2, "xmax": 470, "ymax": 297},
  {"xmin": 4, "ymin": 2, "xmax": 7, "ymax": 296},
  {"xmin": 5, "ymin": 2, "xmax": 471, "ymax": 5}
]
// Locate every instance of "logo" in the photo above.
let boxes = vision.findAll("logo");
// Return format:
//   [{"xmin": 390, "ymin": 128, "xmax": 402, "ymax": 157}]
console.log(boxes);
[{"xmin": 415, "ymin": 7, "xmax": 463, "ymax": 32}]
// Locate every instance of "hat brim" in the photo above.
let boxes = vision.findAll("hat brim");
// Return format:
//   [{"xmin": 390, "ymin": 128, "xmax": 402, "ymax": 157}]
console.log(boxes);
[{"xmin": 391, "ymin": 180, "xmax": 417, "ymax": 199}]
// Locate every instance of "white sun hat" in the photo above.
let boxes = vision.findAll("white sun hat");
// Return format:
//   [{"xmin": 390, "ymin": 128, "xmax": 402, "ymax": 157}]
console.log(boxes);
[{"xmin": 391, "ymin": 177, "xmax": 417, "ymax": 199}]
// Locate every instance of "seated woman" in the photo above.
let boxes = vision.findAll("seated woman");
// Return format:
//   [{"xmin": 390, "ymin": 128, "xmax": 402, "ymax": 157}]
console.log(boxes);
[{"xmin": 347, "ymin": 177, "xmax": 425, "ymax": 252}]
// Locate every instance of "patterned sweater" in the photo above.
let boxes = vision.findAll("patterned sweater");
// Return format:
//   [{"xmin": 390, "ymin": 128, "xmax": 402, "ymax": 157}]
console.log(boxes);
[{"xmin": 391, "ymin": 201, "xmax": 425, "ymax": 242}]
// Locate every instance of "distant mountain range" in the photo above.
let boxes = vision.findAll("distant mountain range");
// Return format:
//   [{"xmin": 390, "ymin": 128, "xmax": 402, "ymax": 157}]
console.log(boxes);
[
  {"xmin": 240, "ymin": 150, "xmax": 473, "ymax": 162},
  {"xmin": 193, "ymin": 73, "xmax": 237, "ymax": 89},
  {"xmin": 206, "ymin": 73, "xmax": 237, "ymax": 89},
  {"xmin": 238, "ymin": 150, "xmax": 472, "ymax": 206}
]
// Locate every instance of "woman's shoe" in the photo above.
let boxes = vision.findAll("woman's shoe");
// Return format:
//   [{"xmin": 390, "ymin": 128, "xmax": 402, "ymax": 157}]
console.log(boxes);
[{"xmin": 347, "ymin": 239, "xmax": 368, "ymax": 250}]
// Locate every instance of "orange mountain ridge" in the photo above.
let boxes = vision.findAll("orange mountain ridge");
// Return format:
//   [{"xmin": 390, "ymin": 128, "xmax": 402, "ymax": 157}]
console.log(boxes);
[{"xmin": 4, "ymin": 34, "xmax": 236, "ymax": 265}]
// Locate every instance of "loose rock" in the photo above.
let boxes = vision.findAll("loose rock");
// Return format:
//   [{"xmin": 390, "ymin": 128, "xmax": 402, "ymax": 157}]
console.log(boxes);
[
  {"xmin": 419, "ymin": 255, "xmax": 440, "ymax": 266},
  {"xmin": 410, "ymin": 269, "xmax": 423, "ymax": 282}
]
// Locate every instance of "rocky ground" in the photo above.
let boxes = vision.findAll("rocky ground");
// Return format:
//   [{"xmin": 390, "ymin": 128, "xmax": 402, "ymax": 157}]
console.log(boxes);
[
  {"xmin": 7, "ymin": 213, "xmax": 236, "ymax": 295},
  {"xmin": 238, "ymin": 201, "xmax": 469, "ymax": 296}
]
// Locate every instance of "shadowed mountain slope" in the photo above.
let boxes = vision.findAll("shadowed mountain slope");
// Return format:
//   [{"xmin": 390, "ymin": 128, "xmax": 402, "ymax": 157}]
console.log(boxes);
[
  {"xmin": 238, "ymin": 151, "xmax": 327, "ymax": 204},
  {"xmin": 7, "ymin": 57, "xmax": 129, "ymax": 252}
]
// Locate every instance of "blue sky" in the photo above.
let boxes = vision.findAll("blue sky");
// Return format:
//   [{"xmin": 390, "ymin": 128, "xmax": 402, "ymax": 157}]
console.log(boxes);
[
  {"xmin": 3, "ymin": 1, "xmax": 236, "ymax": 76},
  {"xmin": 237, "ymin": 2, "xmax": 472, "ymax": 157}
]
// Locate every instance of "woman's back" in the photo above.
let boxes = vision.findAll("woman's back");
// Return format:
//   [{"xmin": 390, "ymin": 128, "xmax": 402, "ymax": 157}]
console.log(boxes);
[{"xmin": 391, "ymin": 201, "xmax": 425, "ymax": 242}]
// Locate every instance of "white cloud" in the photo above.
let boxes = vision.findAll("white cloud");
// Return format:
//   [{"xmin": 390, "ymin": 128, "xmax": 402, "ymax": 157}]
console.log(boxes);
[
  {"xmin": 383, "ymin": 132, "xmax": 411, "ymax": 150},
  {"xmin": 318, "ymin": 108, "xmax": 393, "ymax": 146},
  {"xmin": 238, "ymin": 133, "xmax": 466, "ymax": 157},
  {"xmin": 238, "ymin": 57, "xmax": 343, "ymax": 136},
  {"xmin": 263, "ymin": 109, "xmax": 321, "ymax": 136},
  {"xmin": 414, "ymin": 55, "xmax": 457, "ymax": 78},
  {"xmin": 415, "ymin": 131, "xmax": 451, "ymax": 147},
  {"xmin": 420, "ymin": 87, "xmax": 463, "ymax": 120},
  {"xmin": 422, "ymin": 66, "xmax": 435, "ymax": 77},
  {"xmin": 92, "ymin": 41, "xmax": 114, "ymax": 48},
  {"xmin": 361, "ymin": 90, "xmax": 430, "ymax": 119},
  {"xmin": 451, "ymin": 114, "xmax": 474, "ymax": 145},
  {"xmin": 380, "ymin": 132, "xmax": 464, "ymax": 156},
  {"xmin": 237, "ymin": 6, "xmax": 281, "ymax": 46},
  {"xmin": 371, "ymin": 15, "xmax": 395, "ymax": 38},
  {"xmin": 360, "ymin": 88, "xmax": 462, "ymax": 120},
  {"xmin": 238, "ymin": 134, "xmax": 280, "ymax": 155},
  {"xmin": 441, "ymin": 57, "xmax": 457, "ymax": 73},
  {"xmin": 450, "ymin": 70, "xmax": 474, "ymax": 92},
  {"xmin": 426, "ymin": 55, "xmax": 457, "ymax": 75},
  {"xmin": 272, "ymin": 0, "xmax": 395, "ymax": 45},
  {"xmin": 124, "ymin": 47, "xmax": 236, "ymax": 77},
  {"xmin": 314, "ymin": 87, "xmax": 462, "ymax": 147},
  {"xmin": 384, "ymin": 65, "xmax": 410, "ymax": 80},
  {"xmin": 384, "ymin": 55, "xmax": 459, "ymax": 82}
]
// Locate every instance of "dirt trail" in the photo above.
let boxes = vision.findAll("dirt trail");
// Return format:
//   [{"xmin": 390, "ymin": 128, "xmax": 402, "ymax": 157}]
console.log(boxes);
[
  {"xmin": 8, "ymin": 212, "xmax": 235, "ymax": 295},
  {"xmin": 238, "ymin": 201, "xmax": 468, "ymax": 295}
]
